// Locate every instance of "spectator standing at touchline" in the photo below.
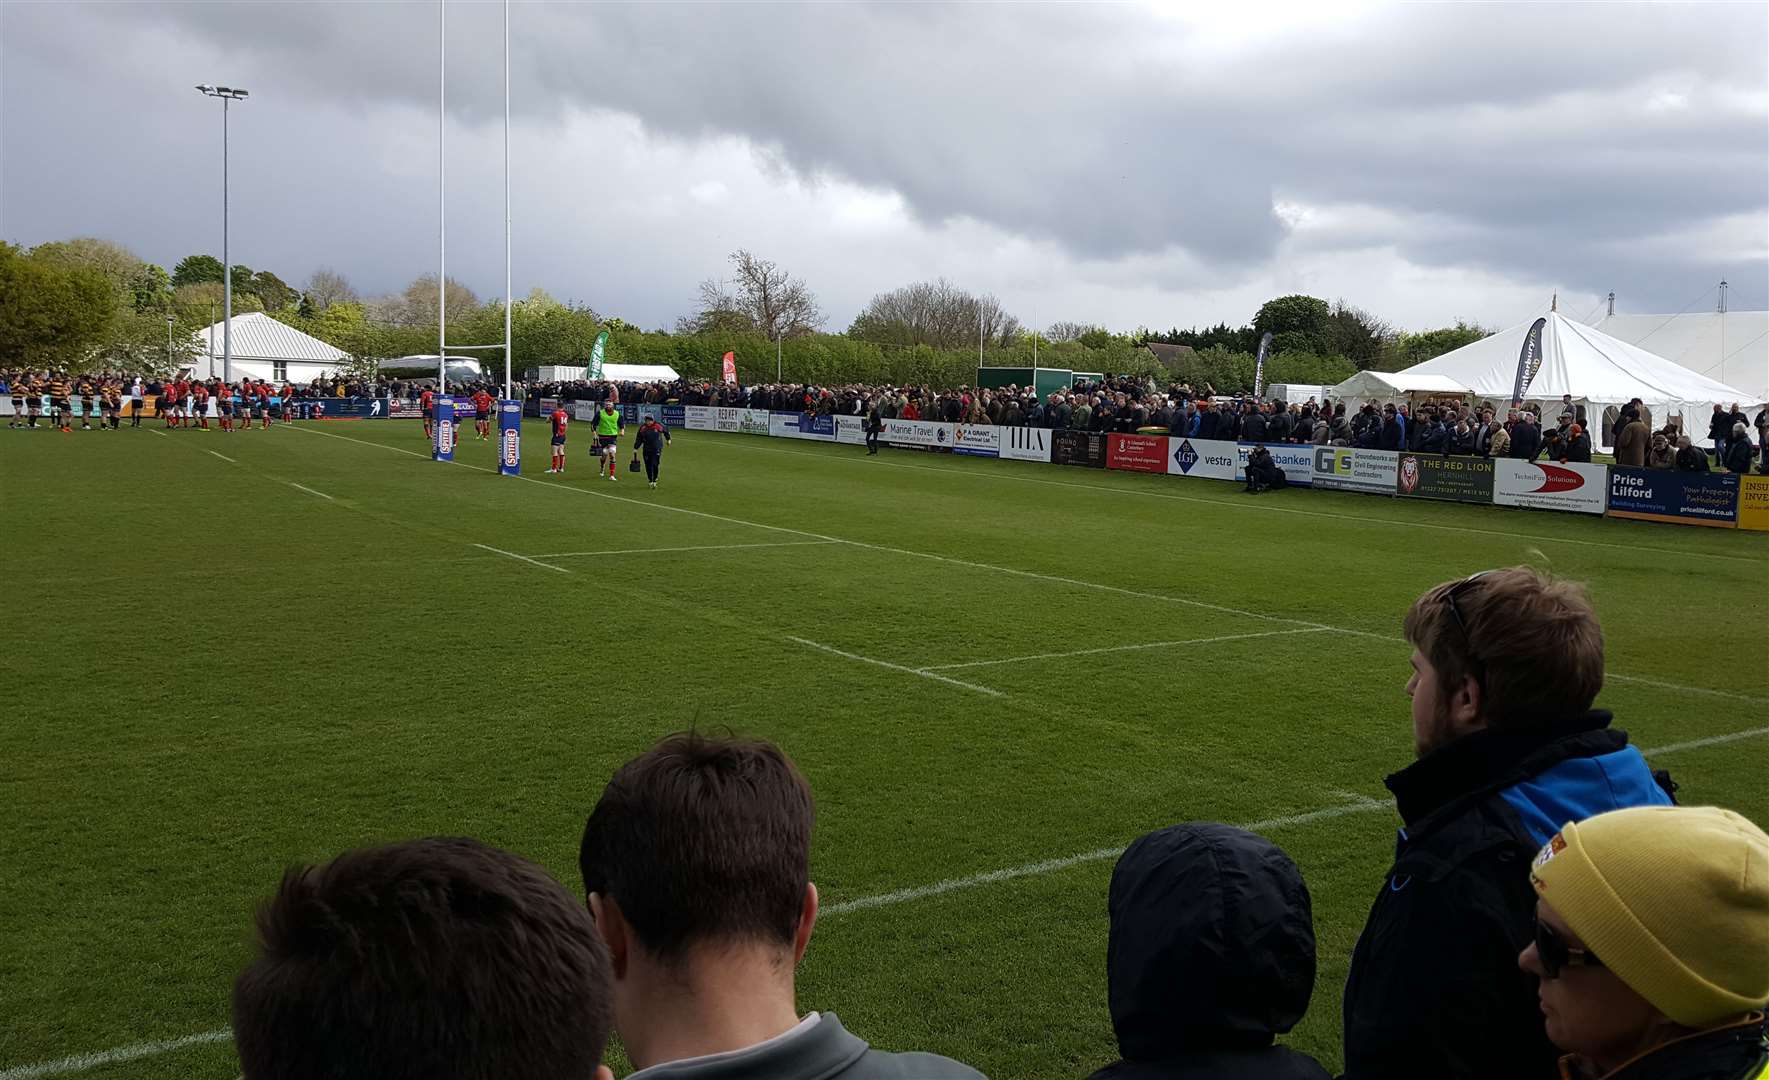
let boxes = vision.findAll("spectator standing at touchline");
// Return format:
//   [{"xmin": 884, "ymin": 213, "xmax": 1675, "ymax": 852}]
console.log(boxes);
[
  {"xmin": 579, "ymin": 733, "xmax": 985, "ymax": 1080},
  {"xmin": 1521, "ymin": 806, "xmax": 1768, "ymax": 1080},
  {"xmin": 1340, "ymin": 567, "xmax": 1674, "ymax": 1080},
  {"xmin": 1674, "ymin": 436, "xmax": 1710, "ymax": 473},
  {"xmin": 232, "ymin": 837, "xmax": 616, "ymax": 1080},
  {"xmin": 1721, "ymin": 423, "xmax": 1756, "ymax": 474},
  {"xmin": 1085, "ymin": 823, "xmax": 1330, "ymax": 1080}
]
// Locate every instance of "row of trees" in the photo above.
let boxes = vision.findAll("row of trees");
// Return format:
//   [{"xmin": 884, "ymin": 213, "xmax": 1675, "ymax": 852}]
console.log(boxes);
[{"xmin": 2, "ymin": 235, "xmax": 1493, "ymax": 392}]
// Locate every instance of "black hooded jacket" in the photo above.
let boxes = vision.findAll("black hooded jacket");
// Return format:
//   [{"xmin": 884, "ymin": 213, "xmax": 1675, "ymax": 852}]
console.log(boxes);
[{"xmin": 1085, "ymin": 824, "xmax": 1330, "ymax": 1080}]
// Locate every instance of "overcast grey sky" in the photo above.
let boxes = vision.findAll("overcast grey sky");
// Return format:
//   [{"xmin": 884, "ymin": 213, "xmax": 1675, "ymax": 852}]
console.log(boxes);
[{"xmin": 3, "ymin": 1, "xmax": 1764, "ymax": 334}]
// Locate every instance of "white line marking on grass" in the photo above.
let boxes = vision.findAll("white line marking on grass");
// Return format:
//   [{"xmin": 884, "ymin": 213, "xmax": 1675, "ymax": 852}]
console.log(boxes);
[
  {"xmin": 1607, "ymin": 673, "xmax": 1756, "ymax": 702},
  {"xmin": 0, "ymin": 1029, "xmax": 233, "ymax": 1080},
  {"xmin": 920, "ymin": 627, "xmax": 1335, "ymax": 671},
  {"xmin": 148, "ymin": 429, "xmax": 167, "ymax": 437},
  {"xmin": 472, "ymin": 543, "xmax": 571, "ymax": 574},
  {"xmin": 822, "ymin": 791, "xmax": 1390, "ymax": 916},
  {"xmin": 10, "ymin": 722, "xmax": 1759, "ymax": 1080},
  {"xmin": 286, "ymin": 482, "xmax": 334, "ymax": 501},
  {"xmin": 285, "ymin": 425, "xmax": 1742, "ymax": 698},
  {"xmin": 1640, "ymin": 725, "xmax": 1769, "ymax": 756},
  {"xmin": 787, "ymin": 635, "xmax": 1004, "ymax": 698},
  {"xmin": 531, "ymin": 540, "xmax": 839, "ymax": 559},
  {"xmin": 207, "ymin": 450, "xmax": 236, "ymax": 463},
  {"xmin": 716, "ymin": 437, "xmax": 1763, "ymax": 565}
]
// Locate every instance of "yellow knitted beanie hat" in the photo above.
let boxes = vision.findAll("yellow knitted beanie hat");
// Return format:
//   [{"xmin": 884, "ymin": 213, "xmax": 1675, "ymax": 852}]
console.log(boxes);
[{"xmin": 1530, "ymin": 805, "xmax": 1769, "ymax": 1027}]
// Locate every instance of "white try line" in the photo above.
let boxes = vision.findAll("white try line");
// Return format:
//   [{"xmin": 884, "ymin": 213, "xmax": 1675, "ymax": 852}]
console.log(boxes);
[
  {"xmin": 286, "ymin": 425, "xmax": 1747, "ymax": 699},
  {"xmin": 530, "ymin": 540, "xmax": 840, "ymax": 559},
  {"xmin": 11, "ymin": 724, "xmax": 1767, "ymax": 1080},
  {"xmin": 920, "ymin": 627, "xmax": 1337, "ymax": 671},
  {"xmin": 711, "ymin": 436, "xmax": 1765, "ymax": 566},
  {"xmin": 472, "ymin": 543, "xmax": 571, "ymax": 574},
  {"xmin": 148, "ymin": 429, "xmax": 167, "ymax": 437},
  {"xmin": 207, "ymin": 450, "xmax": 236, "ymax": 463},
  {"xmin": 285, "ymin": 482, "xmax": 334, "ymax": 501},
  {"xmin": 787, "ymin": 635, "xmax": 1004, "ymax": 698}
]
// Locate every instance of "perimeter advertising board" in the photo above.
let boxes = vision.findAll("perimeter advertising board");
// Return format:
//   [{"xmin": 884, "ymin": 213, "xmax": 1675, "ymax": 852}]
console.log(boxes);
[
  {"xmin": 572, "ymin": 401, "xmax": 599, "ymax": 421},
  {"xmin": 1395, "ymin": 454, "xmax": 1495, "ymax": 503},
  {"xmin": 1001, "ymin": 425, "xmax": 1052, "ymax": 463},
  {"xmin": 882, "ymin": 418, "xmax": 954, "ymax": 449},
  {"xmin": 835, "ymin": 415, "xmax": 868, "ymax": 445},
  {"xmin": 1052, "ymin": 429, "xmax": 1107, "ymax": 468},
  {"xmin": 1493, "ymin": 460, "xmax": 1607, "ymax": 515},
  {"xmin": 1166, "ymin": 438, "xmax": 1240, "ymax": 481},
  {"xmin": 769, "ymin": 413, "xmax": 835, "ymax": 440},
  {"xmin": 684, "ymin": 406, "xmax": 715, "ymax": 431},
  {"xmin": 1606, "ymin": 467, "xmax": 1738, "ymax": 528},
  {"xmin": 1107, "ymin": 433, "xmax": 1168, "ymax": 473},
  {"xmin": 952, "ymin": 424, "xmax": 1001, "ymax": 458},
  {"xmin": 1739, "ymin": 475, "xmax": 1769, "ymax": 532},
  {"xmin": 1312, "ymin": 447, "xmax": 1399, "ymax": 494},
  {"xmin": 737, "ymin": 409, "xmax": 771, "ymax": 436}
]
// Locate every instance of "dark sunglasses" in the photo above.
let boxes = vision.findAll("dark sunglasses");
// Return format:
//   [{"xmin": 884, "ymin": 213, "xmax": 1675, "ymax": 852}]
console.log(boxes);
[
  {"xmin": 1441, "ymin": 571, "xmax": 1496, "ymax": 670},
  {"xmin": 1535, "ymin": 918, "xmax": 1602, "ymax": 979}
]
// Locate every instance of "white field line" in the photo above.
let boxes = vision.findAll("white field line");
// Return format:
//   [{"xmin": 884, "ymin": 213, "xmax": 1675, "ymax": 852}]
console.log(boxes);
[
  {"xmin": 285, "ymin": 482, "xmax": 334, "ymax": 501},
  {"xmin": 1607, "ymin": 673, "xmax": 1756, "ymax": 703},
  {"xmin": 531, "ymin": 540, "xmax": 839, "ymax": 559},
  {"xmin": 472, "ymin": 543, "xmax": 570, "ymax": 574},
  {"xmin": 207, "ymin": 450, "xmax": 236, "ymax": 463},
  {"xmin": 287, "ymin": 425, "xmax": 1747, "ymax": 702},
  {"xmin": 715, "ymin": 436, "xmax": 1764, "ymax": 566},
  {"xmin": 1639, "ymin": 725, "xmax": 1769, "ymax": 756},
  {"xmin": 148, "ymin": 429, "xmax": 167, "ymax": 437},
  {"xmin": 787, "ymin": 635, "xmax": 1004, "ymax": 698},
  {"xmin": 12, "ymin": 726, "xmax": 1768, "ymax": 1080},
  {"xmin": 823, "ymin": 790, "xmax": 1392, "ymax": 916},
  {"xmin": 920, "ymin": 627, "xmax": 1335, "ymax": 671},
  {"xmin": 0, "ymin": 1029, "xmax": 232, "ymax": 1080}
]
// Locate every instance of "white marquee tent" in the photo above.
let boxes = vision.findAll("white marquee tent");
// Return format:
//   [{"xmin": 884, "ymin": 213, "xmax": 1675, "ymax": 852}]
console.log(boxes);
[
  {"xmin": 1592, "ymin": 310, "xmax": 1769, "ymax": 409},
  {"xmin": 1396, "ymin": 312, "xmax": 1762, "ymax": 448},
  {"xmin": 1327, "ymin": 370, "xmax": 1473, "ymax": 408},
  {"xmin": 189, "ymin": 312, "xmax": 348, "ymax": 383}
]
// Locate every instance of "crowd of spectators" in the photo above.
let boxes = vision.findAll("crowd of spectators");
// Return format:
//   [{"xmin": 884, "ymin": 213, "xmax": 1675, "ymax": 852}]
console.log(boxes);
[
  {"xmin": 225, "ymin": 568, "xmax": 1768, "ymax": 1080},
  {"xmin": 523, "ymin": 374, "xmax": 1768, "ymax": 473},
  {"xmin": 7, "ymin": 363, "xmax": 1766, "ymax": 474}
]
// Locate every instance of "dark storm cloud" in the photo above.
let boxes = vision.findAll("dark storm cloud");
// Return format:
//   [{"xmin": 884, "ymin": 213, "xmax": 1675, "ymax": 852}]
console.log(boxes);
[{"xmin": 3, "ymin": 0, "xmax": 1765, "ymax": 321}]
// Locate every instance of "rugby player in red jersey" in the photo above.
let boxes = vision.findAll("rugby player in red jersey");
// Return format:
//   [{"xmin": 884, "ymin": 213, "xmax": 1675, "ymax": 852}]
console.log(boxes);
[
  {"xmin": 191, "ymin": 380, "xmax": 210, "ymax": 429},
  {"xmin": 472, "ymin": 388, "xmax": 495, "ymax": 440},
  {"xmin": 547, "ymin": 404, "xmax": 569, "ymax": 474},
  {"xmin": 258, "ymin": 381, "xmax": 273, "ymax": 429},
  {"xmin": 420, "ymin": 386, "xmax": 436, "ymax": 440}
]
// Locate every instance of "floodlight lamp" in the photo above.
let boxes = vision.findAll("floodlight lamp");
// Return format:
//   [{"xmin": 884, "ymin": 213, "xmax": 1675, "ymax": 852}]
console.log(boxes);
[
  {"xmin": 216, "ymin": 86, "xmax": 233, "ymax": 95},
  {"xmin": 233, "ymin": 89, "xmax": 250, "ymax": 99},
  {"xmin": 196, "ymin": 84, "xmax": 217, "ymax": 94}
]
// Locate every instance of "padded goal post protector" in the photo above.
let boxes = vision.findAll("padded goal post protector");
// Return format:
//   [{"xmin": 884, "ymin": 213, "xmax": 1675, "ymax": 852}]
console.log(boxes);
[
  {"xmin": 433, "ymin": 398, "xmax": 456, "ymax": 461},
  {"xmin": 498, "ymin": 400, "xmax": 521, "ymax": 475}
]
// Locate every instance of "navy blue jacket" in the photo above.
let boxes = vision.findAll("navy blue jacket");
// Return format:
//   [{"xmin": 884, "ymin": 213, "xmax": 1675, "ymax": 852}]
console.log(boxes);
[
  {"xmin": 1341, "ymin": 711, "xmax": 1673, "ymax": 1079},
  {"xmin": 1087, "ymin": 824, "xmax": 1329, "ymax": 1080}
]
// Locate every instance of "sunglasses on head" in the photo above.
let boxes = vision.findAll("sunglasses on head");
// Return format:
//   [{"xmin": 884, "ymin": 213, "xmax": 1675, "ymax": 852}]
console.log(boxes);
[{"xmin": 1535, "ymin": 917, "xmax": 1602, "ymax": 979}]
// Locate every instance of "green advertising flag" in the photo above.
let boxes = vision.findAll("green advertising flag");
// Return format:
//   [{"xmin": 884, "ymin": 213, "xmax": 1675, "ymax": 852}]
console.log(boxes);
[{"xmin": 589, "ymin": 330, "xmax": 609, "ymax": 380}]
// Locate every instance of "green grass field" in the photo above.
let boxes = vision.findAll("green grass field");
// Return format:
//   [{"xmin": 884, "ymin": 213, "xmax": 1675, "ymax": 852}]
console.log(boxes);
[{"xmin": 3, "ymin": 417, "xmax": 1764, "ymax": 1080}]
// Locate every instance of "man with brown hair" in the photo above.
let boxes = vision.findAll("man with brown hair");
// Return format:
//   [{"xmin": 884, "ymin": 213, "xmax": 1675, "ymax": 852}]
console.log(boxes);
[
  {"xmin": 579, "ymin": 732, "xmax": 984, "ymax": 1080},
  {"xmin": 232, "ymin": 836, "xmax": 615, "ymax": 1080},
  {"xmin": 1340, "ymin": 567, "xmax": 1674, "ymax": 1080}
]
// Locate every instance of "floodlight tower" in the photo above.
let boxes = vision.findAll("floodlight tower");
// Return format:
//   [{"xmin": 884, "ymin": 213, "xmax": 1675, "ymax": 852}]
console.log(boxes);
[{"xmin": 195, "ymin": 84, "xmax": 249, "ymax": 382}]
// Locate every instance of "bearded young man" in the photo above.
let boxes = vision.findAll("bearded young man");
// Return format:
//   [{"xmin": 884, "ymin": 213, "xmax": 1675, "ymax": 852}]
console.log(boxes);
[{"xmin": 1340, "ymin": 567, "xmax": 1676, "ymax": 1080}]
